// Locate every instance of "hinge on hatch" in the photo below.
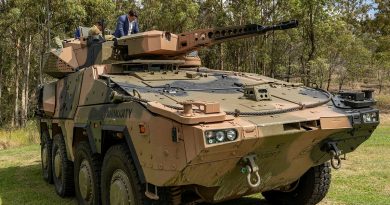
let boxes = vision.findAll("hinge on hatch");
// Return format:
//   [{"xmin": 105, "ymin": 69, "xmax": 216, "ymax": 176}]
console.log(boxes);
[{"xmin": 180, "ymin": 101, "xmax": 221, "ymax": 116}]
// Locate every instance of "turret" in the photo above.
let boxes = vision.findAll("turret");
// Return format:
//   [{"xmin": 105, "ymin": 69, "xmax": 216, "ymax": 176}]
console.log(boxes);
[{"xmin": 43, "ymin": 20, "xmax": 298, "ymax": 78}]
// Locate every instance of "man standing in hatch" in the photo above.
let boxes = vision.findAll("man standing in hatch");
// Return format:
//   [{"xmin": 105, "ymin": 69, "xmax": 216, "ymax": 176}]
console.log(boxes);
[{"xmin": 114, "ymin": 10, "xmax": 139, "ymax": 38}]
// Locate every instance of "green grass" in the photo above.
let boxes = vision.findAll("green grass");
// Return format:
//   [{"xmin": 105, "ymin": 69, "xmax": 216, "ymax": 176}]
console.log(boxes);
[
  {"xmin": 0, "ymin": 124, "xmax": 389, "ymax": 205},
  {"xmin": 324, "ymin": 124, "xmax": 390, "ymax": 205},
  {"xmin": 0, "ymin": 145, "xmax": 75, "ymax": 205}
]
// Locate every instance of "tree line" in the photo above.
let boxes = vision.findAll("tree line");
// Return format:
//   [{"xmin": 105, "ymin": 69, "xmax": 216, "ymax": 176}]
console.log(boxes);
[{"xmin": 0, "ymin": 0, "xmax": 389, "ymax": 128}]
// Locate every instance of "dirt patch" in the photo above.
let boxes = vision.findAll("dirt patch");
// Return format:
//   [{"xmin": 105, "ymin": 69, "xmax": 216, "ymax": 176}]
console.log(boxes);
[
  {"xmin": 0, "ymin": 141, "xmax": 10, "ymax": 150},
  {"xmin": 380, "ymin": 114, "xmax": 390, "ymax": 125},
  {"xmin": 376, "ymin": 94, "xmax": 390, "ymax": 114}
]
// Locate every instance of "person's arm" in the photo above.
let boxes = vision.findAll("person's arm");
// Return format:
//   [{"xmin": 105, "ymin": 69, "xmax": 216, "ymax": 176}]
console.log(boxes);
[
  {"xmin": 116, "ymin": 16, "xmax": 125, "ymax": 37},
  {"xmin": 134, "ymin": 21, "xmax": 139, "ymax": 34},
  {"xmin": 74, "ymin": 28, "xmax": 80, "ymax": 39}
]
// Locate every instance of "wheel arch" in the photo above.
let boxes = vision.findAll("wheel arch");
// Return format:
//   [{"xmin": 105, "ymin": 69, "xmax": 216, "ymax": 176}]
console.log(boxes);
[
  {"xmin": 52, "ymin": 123, "xmax": 62, "ymax": 138},
  {"xmin": 70, "ymin": 124, "xmax": 145, "ymax": 183},
  {"xmin": 101, "ymin": 125, "xmax": 146, "ymax": 184},
  {"xmin": 41, "ymin": 120, "xmax": 74, "ymax": 160},
  {"xmin": 72, "ymin": 124, "xmax": 97, "ymax": 158},
  {"xmin": 40, "ymin": 121, "xmax": 51, "ymax": 139},
  {"xmin": 39, "ymin": 120, "xmax": 59, "ymax": 140}
]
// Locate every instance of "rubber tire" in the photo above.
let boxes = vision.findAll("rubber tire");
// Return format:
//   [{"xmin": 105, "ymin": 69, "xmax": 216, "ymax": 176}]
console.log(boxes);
[
  {"xmin": 52, "ymin": 134, "xmax": 75, "ymax": 197},
  {"xmin": 101, "ymin": 144, "xmax": 174, "ymax": 205},
  {"xmin": 262, "ymin": 162, "xmax": 331, "ymax": 205},
  {"xmin": 41, "ymin": 131, "xmax": 53, "ymax": 184},
  {"xmin": 74, "ymin": 141, "xmax": 102, "ymax": 205}
]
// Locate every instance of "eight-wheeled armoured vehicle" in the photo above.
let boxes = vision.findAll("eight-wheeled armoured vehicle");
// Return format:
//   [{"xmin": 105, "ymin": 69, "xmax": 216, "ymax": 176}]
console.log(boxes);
[{"xmin": 36, "ymin": 20, "xmax": 379, "ymax": 205}]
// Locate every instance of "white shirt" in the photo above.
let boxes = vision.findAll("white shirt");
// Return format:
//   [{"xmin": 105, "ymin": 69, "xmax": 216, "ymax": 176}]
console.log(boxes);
[{"xmin": 128, "ymin": 20, "xmax": 135, "ymax": 35}]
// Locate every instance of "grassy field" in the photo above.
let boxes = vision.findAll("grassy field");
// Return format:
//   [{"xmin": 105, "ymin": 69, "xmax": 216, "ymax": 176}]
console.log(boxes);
[
  {"xmin": 0, "ymin": 121, "xmax": 39, "ymax": 150},
  {"xmin": 0, "ymin": 122, "xmax": 389, "ymax": 205}
]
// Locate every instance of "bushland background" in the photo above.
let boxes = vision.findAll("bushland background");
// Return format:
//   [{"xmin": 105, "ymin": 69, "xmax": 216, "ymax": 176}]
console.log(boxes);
[
  {"xmin": 0, "ymin": 0, "xmax": 389, "ymax": 204},
  {"xmin": 0, "ymin": 0, "xmax": 390, "ymax": 128}
]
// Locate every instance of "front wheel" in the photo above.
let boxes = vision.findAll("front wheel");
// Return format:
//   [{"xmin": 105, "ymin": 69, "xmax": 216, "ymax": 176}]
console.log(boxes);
[
  {"xmin": 74, "ymin": 142, "xmax": 102, "ymax": 205},
  {"xmin": 262, "ymin": 162, "xmax": 331, "ymax": 205},
  {"xmin": 101, "ymin": 144, "xmax": 144, "ymax": 205},
  {"xmin": 101, "ymin": 144, "xmax": 178, "ymax": 205}
]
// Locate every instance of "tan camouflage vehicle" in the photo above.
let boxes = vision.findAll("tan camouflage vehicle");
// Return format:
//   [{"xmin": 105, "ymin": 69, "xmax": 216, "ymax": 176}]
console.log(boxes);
[{"xmin": 36, "ymin": 20, "xmax": 379, "ymax": 205}]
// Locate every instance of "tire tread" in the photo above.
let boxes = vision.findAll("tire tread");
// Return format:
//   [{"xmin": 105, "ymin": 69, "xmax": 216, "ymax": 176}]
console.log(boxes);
[
  {"xmin": 75, "ymin": 141, "xmax": 102, "ymax": 205},
  {"xmin": 262, "ymin": 162, "xmax": 331, "ymax": 205},
  {"xmin": 101, "ymin": 144, "xmax": 175, "ymax": 205},
  {"xmin": 52, "ymin": 134, "xmax": 75, "ymax": 197},
  {"xmin": 41, "ymin": 131, "xmax": 53, "ymax": 184}
]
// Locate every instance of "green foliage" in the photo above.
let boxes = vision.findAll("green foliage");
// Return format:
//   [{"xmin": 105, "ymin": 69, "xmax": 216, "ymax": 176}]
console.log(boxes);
[
  {"xmin": 0, "ymin": 0, "xmax": 389, "ymax": 127},
  {"xmin": 139, "ymin": 0, "xmax": 199, "ymax": 32}
]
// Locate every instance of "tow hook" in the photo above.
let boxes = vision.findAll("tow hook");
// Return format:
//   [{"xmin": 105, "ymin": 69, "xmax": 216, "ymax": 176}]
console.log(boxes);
[
  {"xmin": 240, "ymin": 155, "xmax": 261, "ymax": 188},
  {"xmin": 326, "ymin": 142, "xmax": 343, "ymax": 169}
]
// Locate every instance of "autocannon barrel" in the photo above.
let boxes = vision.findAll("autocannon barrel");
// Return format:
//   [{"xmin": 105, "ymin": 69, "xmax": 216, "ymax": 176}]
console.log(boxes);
[
  {"xmin": 115, "ymin": 20, "xmax": 298, "ymax": 58},
  {"xmin": 176, "ymin": 20, "xmax": 298, "ymax": 54},
  {"xmin": 207, "ymin": 20, "xmax": 298, "ymax": 41}
]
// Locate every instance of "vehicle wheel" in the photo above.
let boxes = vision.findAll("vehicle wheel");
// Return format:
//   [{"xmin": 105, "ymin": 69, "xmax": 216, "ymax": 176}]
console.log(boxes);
[
  {"xmin": 262, "ymin": 162, "xmax": 331, "ymax": 205},
  {"xmin": 52, "ymin": 133, "xmax": 75, "ymax": 197},
  {"xmin": 74, "ymin": 141, "xmax": 102, "ymax": 205},
  {"xmin": 101, "ymin": 144, "xmax": 174, "ymax": 205},
  {"xmin": 41, "ymin": 131, "xmax": 53, "ymax": 184}
]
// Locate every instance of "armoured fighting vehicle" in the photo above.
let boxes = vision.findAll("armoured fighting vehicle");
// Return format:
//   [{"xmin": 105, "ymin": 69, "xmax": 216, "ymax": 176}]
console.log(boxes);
[{"xmin": 36, "ymin": 20, "xmax": 379, "ymax": 205}]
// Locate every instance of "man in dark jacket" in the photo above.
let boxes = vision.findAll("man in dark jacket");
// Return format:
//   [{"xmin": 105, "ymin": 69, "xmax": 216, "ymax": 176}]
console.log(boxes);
[{"xmin": 114, "ymin": 10, "xmax": 139, "ymax": 38}]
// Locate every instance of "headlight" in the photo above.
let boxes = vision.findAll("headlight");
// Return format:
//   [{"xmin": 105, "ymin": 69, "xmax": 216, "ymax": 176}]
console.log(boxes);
[
  {"xmin": 205, "ymin": 129, "xmax": 238, "ymax": 144},
  {"xmin": 362, "ymin": 111, "xmax": 379, "ymax": 123},
  {"xmin": 215, "ymin": 131, "xmax": 225, "ymax": 142},
  {"xmin": 205, "ymin": 131, "xmax": 216, "ymax": 144},
  {"xmin": 226, "ymin": 130, "xmax": 237, "ymax": 141},
  {"xmin": 205, "ymin": 131, "xmax": 213, "ymax": 138}
]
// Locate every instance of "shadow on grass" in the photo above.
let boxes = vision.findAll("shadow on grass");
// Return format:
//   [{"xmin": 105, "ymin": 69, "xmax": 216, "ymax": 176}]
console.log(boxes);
[
  {"xmin": 0, "ymin": 163, "xmax": 268, "ymax": 205},
  {"xmin": 204, "ymin": 197, "xmax": 270, "ymax": 205},
  {"xmin": 0, "ymin": 164, "xmax": 76, "ymax": 205}
]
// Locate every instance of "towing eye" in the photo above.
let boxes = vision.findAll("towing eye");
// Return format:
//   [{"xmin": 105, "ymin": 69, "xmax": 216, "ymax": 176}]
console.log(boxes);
[
  {"xmin": 241, "ymin": 155, "xmax": 261, "ymax": 188},
  {"xmin": 326, "ymin": 142, "xmax": 343, "ymax": 169}
]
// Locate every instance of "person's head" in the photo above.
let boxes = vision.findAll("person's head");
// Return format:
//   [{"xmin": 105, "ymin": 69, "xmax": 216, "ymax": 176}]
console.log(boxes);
[
  {"xmin": 95, "ymin": 21, "xmax": 103, "ymax": 31},
  {"xmin": 128, "ymin": 10, "xmax": 138, "ymax": 22}
]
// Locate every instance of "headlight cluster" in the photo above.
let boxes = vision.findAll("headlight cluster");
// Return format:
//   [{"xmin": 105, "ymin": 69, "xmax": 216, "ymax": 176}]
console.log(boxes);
[
  {"xmin": 205, "ymin": 129, "xmax": 238, "ymax": 144},
  {"xmin": 362, "ymin": 112, "xmax": 379, "ymax": 123}
]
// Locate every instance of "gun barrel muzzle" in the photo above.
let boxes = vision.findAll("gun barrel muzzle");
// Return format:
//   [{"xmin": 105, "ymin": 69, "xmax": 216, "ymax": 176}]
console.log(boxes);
[{"xmin": 276, "ymin": 20, "xmax": 299, "ymax": 30}]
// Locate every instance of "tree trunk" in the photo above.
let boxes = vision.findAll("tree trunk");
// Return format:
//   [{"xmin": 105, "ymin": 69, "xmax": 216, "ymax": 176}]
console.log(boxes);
[
  {"xmin": 220, "ymin": 44, "xmax": 224, "ymax": 70},
  {"xmin": 21, "ymin": 35, "xmax": 32, "ymax": 127},
  {"xmin": 378, "ymin": 69, "xmax": 383, "ymax": 94},
  {"xmin": 261, "ymin": 35, "xmax": 267, "ymax": 75},
  {"xmin": 287, "ymin": 54, "xmax": 291, "ymax": 82},
  {"xmin": 326, "ymin": 66, "xmax": 333, "ymax": 91},
  {"xmin": 13, "ymin": 38, "xmax": 21, "ymax": 128},
  {"xmin": 338, "ymin": 75, "xmax": 346, "ymax": 91},
  {"xmin": 21, "ymin": 42, "xmax": 26, "ymax": 127},
  {"xmin": 46, "ymin": 0, "xmax": 51, "ymax": 50},
  {"xmin": 39, "ymin": 54, "xmax": 43, "ymax": 84},
  {"xmin": 306, "ymin": 1, "xmax": 316, "ymax": 86},
  {"xmin": 270, "ymin": 31, "xmax": 275, "ymax": 78},
  {"xmin": 0, "ymin": 46, "xmax": 3, "ymax": 124}
]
